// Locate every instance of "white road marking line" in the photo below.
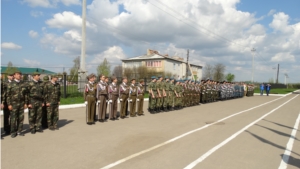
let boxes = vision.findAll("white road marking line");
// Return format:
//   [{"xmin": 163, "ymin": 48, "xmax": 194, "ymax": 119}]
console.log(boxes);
[
  {"xmin": 184, "ymin": 95, "xmax": 298, "ymax": 169},
  {"xmin": 278, "ymin": 113, "xmax": 300, "ymax": 169},
  {"xmin": 100, "ymin": 95, "xmax": 287, "ymax": 169}
]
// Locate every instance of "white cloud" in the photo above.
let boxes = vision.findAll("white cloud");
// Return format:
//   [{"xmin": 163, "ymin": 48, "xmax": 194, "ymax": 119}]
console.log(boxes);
[
  {"xmin": 30, "ymin": 11, "xmax": 44, "ymax": 17},
  {"xmin": 23, "ymin": 59, "xmax": 41, "ymax": 67},
  {"xmin": 45, "ymin": 11, "xmax": 97, "ymax": 31},
  {"xmin": 268, "ymin": 9, "xmax": 276, "ymax": 16},
  {"xmin": 38, "ymin": 0, "xmax": 300, "ymax": 82},
  {"xmin": 271, "ymin": 52, "xmax": 295, "ymax": 62},
  {"xmin": 1, "ymin": 42, "xmax": 22, "ymax": 50},
  {"xmin": 22, "ymin": 0, "xmax": 80, "ymax": 7},
  {"xmin": 29, "ymin": 30, "xmax": 39, "ymax": 38},
  {"xmin": 92, "ymin": 46, "xmax": 126, "ymax": 66}
]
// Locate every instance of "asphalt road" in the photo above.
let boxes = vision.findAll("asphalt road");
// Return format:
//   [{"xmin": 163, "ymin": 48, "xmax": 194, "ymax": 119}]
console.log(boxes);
[{"xmin": 1, "ymin": 93, "xmax": 300, "ymax": 169}]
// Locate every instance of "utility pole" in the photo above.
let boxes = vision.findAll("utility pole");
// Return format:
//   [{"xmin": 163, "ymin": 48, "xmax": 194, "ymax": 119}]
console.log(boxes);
[
  {"xmin": 276, "ymin": 64, "xmax": 279, "ymax": 84},
  {"xmin": 284, "ymin": 73, "xmax": 289, "ymax": 88},
  {"xmin": 251, "ymin": 48, "xmax": 256, "ymax": 83},
  {"xmin": 78, "ymin": 0, "xmax": 87, "ymax": 92},
  {"xmin": 186, "ymin": 49, "xmax": 189, "ymax": 79},
  {"xmin": 272, "ymin": 67, "xmax": 276, "ymax": 83}
]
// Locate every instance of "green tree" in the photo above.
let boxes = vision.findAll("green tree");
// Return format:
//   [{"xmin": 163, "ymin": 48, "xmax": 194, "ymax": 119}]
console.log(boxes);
[
  {"xmin": 97, "ymin": 58, "xmax": 111, "ymax": 77},
  {"xmin": 213, "ymin": 63, "xmax": 226, "ymax": 81},
  {"xmin": 225, "ymin": 73, "xmax": 235, "ymax": 82},
  {"xmin": 5, "ymin": 61, "xmax": 18, "ymax": 75},
  {"xmin": 69, "ymin": 56, "xmax": 80, "ymax": 83}
]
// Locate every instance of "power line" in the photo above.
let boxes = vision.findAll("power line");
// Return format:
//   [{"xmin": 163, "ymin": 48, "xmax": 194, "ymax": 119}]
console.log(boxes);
[{"xmin": 147, "ymin": 0, "xmax": 246, "ymax": 49}]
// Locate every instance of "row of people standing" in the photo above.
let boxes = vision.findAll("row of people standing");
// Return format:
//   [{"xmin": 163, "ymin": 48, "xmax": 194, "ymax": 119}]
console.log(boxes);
[
  {"xmin": 148, "ymin": 76, "xmax": 255, "ymax": 113},
  {"xmin": 84, "ymin": 74, "xmax": 145, "ymax": 125},
  {"xmin": 1, "ymin": 70, "xmax": 61, "ymax": 138}
]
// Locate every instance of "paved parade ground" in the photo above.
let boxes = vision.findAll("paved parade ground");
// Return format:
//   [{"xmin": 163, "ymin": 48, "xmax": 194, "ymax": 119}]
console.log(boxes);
[{"xmin": 1, "ymin": 93, "xmax": 300, "ymax": 169}]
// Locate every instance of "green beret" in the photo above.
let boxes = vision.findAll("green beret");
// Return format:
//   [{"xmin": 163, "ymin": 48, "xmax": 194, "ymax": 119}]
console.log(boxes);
[
  {"xmin": 165, "ymin": 76, "xmax": 169, "ymax": 79},
  {"xmin": 158, "ymin": 75, "xmax": 162, "ymax": 78}
]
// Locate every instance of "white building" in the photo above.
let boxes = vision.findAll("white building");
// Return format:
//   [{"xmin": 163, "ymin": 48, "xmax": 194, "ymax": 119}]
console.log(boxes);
[{"xmin": 122, "ymin": 49, "xmax": 202, "ymax": 80}]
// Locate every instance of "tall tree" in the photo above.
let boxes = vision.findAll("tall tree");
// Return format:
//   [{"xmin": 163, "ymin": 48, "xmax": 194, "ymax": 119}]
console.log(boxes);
[
  {"xmin": 112, "ymin": 65, "xmax": 123, "ymax": 78},
  {"xmin": 69, "ymin": 56, "xmax": 80, "ymax": 83},
  {"xmin": 225, "ymin": 73, "xmax": 235, "ymax": 82},
  {"xmin": 213, "ymin": 63, "xmax": 226, "ymax": 81},
  {"xmin": 5, "ymin": 61, "xmax": 18, "ymax": 74},
  {"xmin": 97, "ymin": 58, "xmax": 111, "ymax": 77},
  {"xmin": 203, "ymin": 64, "xmax": 214, "ymax": 80}
]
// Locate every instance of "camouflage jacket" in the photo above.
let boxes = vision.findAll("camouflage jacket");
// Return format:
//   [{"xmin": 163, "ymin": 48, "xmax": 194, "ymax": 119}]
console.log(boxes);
[
  {"xmin": 7, "ymin": 80, "xmax": 28, "ymax": 106},
  {"xmin": 44, "ymin": 81, "xmax": 61, "ymax": 105},
  {"xmin": 27, "ymin": 80, "xmax": 44, "ymax": 104}
]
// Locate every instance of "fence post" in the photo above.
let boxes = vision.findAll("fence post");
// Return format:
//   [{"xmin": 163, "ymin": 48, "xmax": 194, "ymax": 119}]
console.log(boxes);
[{"xmin": 63, "ymin": 72, "xmax": 67, "ymax": 98}]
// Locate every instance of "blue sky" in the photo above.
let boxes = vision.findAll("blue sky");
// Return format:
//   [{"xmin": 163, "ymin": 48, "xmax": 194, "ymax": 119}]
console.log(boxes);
[{"xmin": 1, "ymin": 0, "xmax": 300, "ymax": 83}]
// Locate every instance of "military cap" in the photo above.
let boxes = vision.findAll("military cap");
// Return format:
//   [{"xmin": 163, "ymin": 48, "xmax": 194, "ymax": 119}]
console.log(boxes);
[
  {"xmin": 14, "ymin": 69, "xmax": 22, "ymax": 74},
  {"xmin": 165, "ymin": 76, "xmax": 169, "ymax": 79},
  {"xmin": 32, "ymin": 72, "xmax": 41, "ymax": 76},
  {"xmin": 158, "ymin": 75, "xmax": 162, "ymax": 78},
  {"xmin": 51, "ymin": 74, "xmax": 59, "ymax": 79},
  {"xmin": 151, "ymin": 76, "xmax": 156, "ymax": 79},
  {"xmin": 43, "ymin": 76, "xmax": 49, "ymax": 81}
]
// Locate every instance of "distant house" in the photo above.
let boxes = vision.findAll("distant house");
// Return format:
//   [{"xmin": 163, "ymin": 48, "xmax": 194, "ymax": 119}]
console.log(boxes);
[
  {"xmin": 121, "ymin": 49, "xmax": 202, "ymax": 80},
  {"xmin": 1, "ymin": 66, "xmax": 56, "ymax": 80}
]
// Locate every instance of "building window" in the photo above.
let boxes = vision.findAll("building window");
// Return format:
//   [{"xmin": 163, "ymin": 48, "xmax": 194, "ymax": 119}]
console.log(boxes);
[
  {"xmin": 125, "ymin": 62, "xmax": 142, "ymax": 68},
  {"xmin": 146, "ymin": 60, "xmax": 161, "ymax": 67}
]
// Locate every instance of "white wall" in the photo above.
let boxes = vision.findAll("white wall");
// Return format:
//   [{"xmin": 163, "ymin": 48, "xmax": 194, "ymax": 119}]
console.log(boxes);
[{"xmin": 164, "ymin": 59, "xmax": 182, "ymax": 78}]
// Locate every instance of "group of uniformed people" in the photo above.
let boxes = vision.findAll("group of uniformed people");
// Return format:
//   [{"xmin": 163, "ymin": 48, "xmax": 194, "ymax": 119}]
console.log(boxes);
[
  {"xmin": 84, "ymin": 74, "xmax": 145, "ymax": 125},
  {"xmin": 148, "ymin": 76, "xmax": 255, "ymax": 113},
  {"xmin": 1, "ymin": 70, "xmax": 61, "ymax": 138}
]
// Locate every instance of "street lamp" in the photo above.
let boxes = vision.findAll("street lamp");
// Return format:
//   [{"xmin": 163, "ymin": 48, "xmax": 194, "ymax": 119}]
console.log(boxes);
[{"xmin": 251, "ymin": 48, "xmax": 256, "ymax": 83}]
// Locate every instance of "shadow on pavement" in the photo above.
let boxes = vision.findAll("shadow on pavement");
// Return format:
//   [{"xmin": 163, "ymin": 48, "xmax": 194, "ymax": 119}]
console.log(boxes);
[
  {"xmin": 245, "ymin": 130, "xmax": 300, "ymax": 156},
  {"xmin": 280, "ymin": 154, "xmax": 300, "ymax": 168},
  {"xmin": 263, "ymin": 119, "xmax": 300, "ymax": 131},
  {"xmin": 255, "ymin": 124, "xmax": 299, "ymax": 141}
]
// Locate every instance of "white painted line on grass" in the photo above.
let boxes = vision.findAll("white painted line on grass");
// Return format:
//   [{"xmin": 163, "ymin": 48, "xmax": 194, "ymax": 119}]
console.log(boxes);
[
  {"xmin": 278, "ymin": 113, "xmax": 300, "ymax": 169},
  {"xmin": 184, "ymin": 94, "xmax": 298, "ymax": 169},
  {"xmin": 100, "ymin": 94, "xmax": 287, "ymax": 169}
]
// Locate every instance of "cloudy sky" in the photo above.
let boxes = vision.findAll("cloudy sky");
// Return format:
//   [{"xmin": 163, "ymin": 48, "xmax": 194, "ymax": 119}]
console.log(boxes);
[{"xmin": 1, "ymin": 0, "xmax": 300, "ymax": 83}]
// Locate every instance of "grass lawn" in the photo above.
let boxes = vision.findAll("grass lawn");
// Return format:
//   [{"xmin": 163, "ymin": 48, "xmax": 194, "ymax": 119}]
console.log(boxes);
[{"xmin": 254, "ymin": 88, "xmax": 298, "ymax": 94}]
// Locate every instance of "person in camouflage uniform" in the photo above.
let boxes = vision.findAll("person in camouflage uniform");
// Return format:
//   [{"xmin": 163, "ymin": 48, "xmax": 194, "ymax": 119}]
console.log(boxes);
[
  {"xmin": 27, "ymin": 72, "xmax": 44, "ymax": 134},
  {"xmin": 163, "ymin": 77, "xmax": 170, "ymax": 111},
  {"xmin": 7, "ymin": 70, "xmax": 28, "ymax": 138},
  {"xmin": 1, "ymin": 71, "xmax": 14, "ymax": 135},
  {"xmin": 44, "ymin": 75, "xmax": 61, "ymax": 130},
  {"xmin": 156, "ymin": 76, "xmax": 163, "ymax": 112},
  {"xmin": 148, "ymin": 76, "xmax": 157, "ymax": 113},
  {"xmin": 174, "ymin": 80, "xmax": 181, "ymax": 109},
  {"xmin": 42, "ymin": 76, "xmax": 49, "ymax": 128},
  {"xmin": 169, "ymin": 78, "xmax": 175, "ymax": 110}
]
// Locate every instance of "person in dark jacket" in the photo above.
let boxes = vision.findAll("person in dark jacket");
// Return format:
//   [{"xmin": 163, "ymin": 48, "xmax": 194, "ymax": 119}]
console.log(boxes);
[{"xmin": 265, "ymin": 84, "xmax": 271, "ymax": 96}]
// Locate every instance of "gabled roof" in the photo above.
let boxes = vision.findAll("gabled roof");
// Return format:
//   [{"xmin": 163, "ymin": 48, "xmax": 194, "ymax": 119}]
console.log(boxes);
[
  {"xmin": 122, "ymin": 49, "xmax": 203, "ymax": 68},
  {"xmin": 1, "ymin": 66, "xmax": 56, "ymax": 74}
]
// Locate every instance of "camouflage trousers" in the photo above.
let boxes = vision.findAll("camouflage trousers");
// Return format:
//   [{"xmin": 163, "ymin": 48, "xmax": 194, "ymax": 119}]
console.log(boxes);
[
  {"xmin": 47, "ymin": 104, "xmax": 59, "ymax": 128},
  {"xmin": 156, "ymin": 94, "xmax": 162, "ymax": 108},
  {"xmin": 28, "ymin": 101, "xmax": 43, "ymax": 130},
  {"xmin": 149, "ymin": 92, "xmax": 157, "ymax": 110},
  {"xmin": 10, "ymin": 103, "xmax": 25, "ymax": 135}
]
